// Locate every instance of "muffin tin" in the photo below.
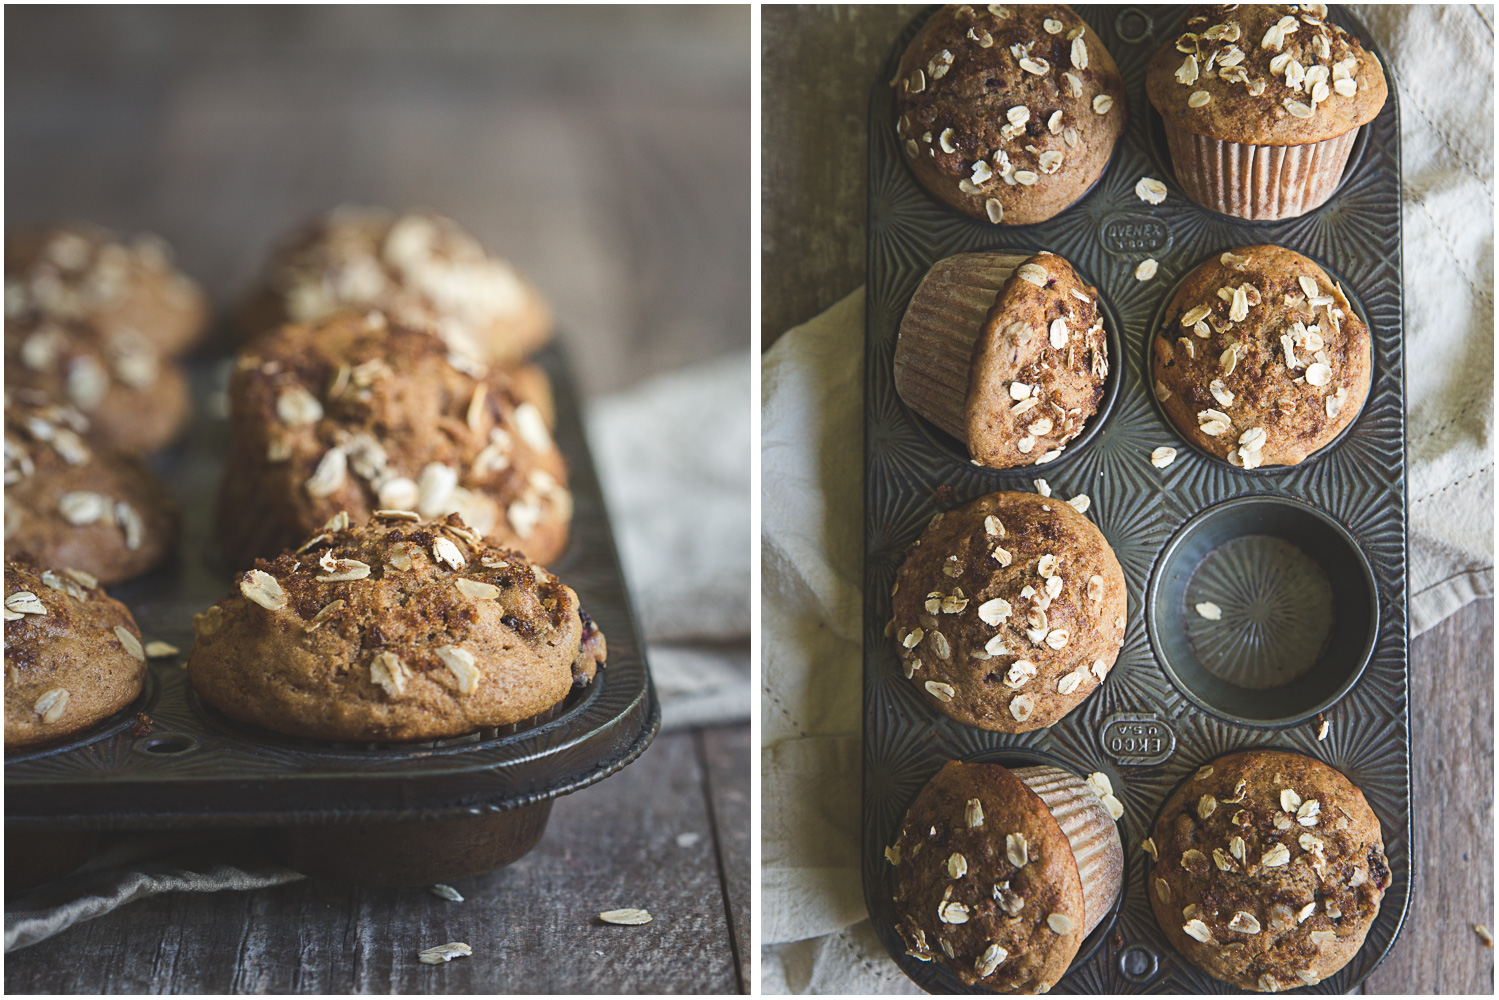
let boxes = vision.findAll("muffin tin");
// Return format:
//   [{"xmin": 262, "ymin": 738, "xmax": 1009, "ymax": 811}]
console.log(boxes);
[
  {"xmin": 862, "ymin": 5, "xmax": 1408, "ymax": 992},
  {"xmin": 5, "ymin": 342, "xmax": 659, "ymax": 885}
]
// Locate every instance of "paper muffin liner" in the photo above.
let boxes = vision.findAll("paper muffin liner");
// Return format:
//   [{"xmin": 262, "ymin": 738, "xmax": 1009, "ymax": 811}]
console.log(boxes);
[
  {"xmin": 893, "ymin": 252, "xmax": 1031, "ymax": 443},
  {"xmin": 1162, "ymin": 122, "xmax": 1360, "ymax": 221},
  {"xmin": 1012, "ymin": 764, "xmax": 1124, "ymax": 938}
]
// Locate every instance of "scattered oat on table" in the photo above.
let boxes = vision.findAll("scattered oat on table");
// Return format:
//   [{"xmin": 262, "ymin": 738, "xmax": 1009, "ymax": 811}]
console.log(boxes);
[
  {"xmin": 1135, "ymin": 258, "xmax": 1158, "ymax": 281},
  {"xmin": 1150, "ymin": 446, "xmax": 1177, "ymax": 469},
  {"xmin": 676, "ymin": 832, "xmax": 701, "ymax": 848},
  {"xmin": 429, "ymin": 883, "xmax": 464, "ymax": 902},
  {"xmin": 600, "ymin": 908, "xmax": 653, "ymax": 926},
  {"xmin": 144, "ymin": 640, "xmax": 179, "ymax": 658},
  {"xmin": 1475, "ymin": 924, "xmax": 1493, "ymax": 948},
  {"xmin": 1194, "ymin": 601, "xmax": 1223, "ymax": 621},
  {"xmin": 418, "ymin": 942, "xmax": 472, "ymax": 964},
  {"xmin": 1135, "ymin": 176, "xmax": 1167, "ymax": 205}
]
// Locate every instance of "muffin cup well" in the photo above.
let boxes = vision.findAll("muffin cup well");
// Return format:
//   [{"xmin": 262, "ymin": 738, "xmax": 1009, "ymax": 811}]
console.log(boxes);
[
  {"xmin": 1010, "ymin": 764, "xmax": 1124, "ymax": 938},
  {"xmin": 893, "ymin": 252, "xmax": 1030, "ymax": 442},
  {"xmin": 1162, "ymin": 121, "xmax": 1361, "ymax": 222}
]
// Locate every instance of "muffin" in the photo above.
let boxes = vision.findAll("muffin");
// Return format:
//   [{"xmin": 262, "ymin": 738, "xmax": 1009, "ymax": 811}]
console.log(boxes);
[
  {"xmin": 240, "ymin": 207, "xmax": 553, "ymax": 366},
  {"xmin": 1152, "ymin": 245, "xmax": 1370, "ymax": 468},
  {"xmin": 188, "ymin": 511, "xmax": 607, "ymax": 742},
  {"xmin": 890, "ymin": 490, "xmax": 1126, "ymax": 732},
  {"xmin": 894, "ymin": 251, "xmax": 1109, "ymax": 468},
  {"xmin": 1146, "ymin": 4, "xmax": 1388, "ymax": 220},
  {"xmin": 894, "ymin": 4, "xmax": 1127, "ymax": 225},
  {"xmin": 4, "ymin": 557, "xmax": 147, "ymax": 750},
  {"xmin": 887, "ymin": 759, "xmax": 1124, "ymax": 992},
  {"xmin": 5, "ymin": 224, "xmax": 208, "ymax": 357},
  {"xmin": 1145, "ymin": 749, "xmax": 1391, "ymax": 991},
  {"xmin": 4, "ymin": 314, "xmax": 193, "ymax": 454},
  {"xmin": 4, "ymin": 392, "xmax": 178, "ymax": 586},
  {"xmin": 217, "ymin": 311, "xmax": 572, "ymax": 570}
]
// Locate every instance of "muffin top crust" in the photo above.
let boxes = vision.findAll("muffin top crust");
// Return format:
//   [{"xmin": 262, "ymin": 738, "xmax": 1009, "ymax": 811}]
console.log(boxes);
[
  {"xmin": 1152, "ymin": 244, "xmax": 1371, "ymax": 468},
  {"xmin": 1146, "ymin": 749, "xmax": 1390, "ymax": 991},
  {"xmin": 890, "ymin": 760, "xmax": 1087, "ymax": 992},
  {"xmin": 1146, "ymin": 4, "xmax": 1387, "ymax": 145},
  {"xmin": 894, "ymin": 4, "xmax": 1126, "ymax": 224}
]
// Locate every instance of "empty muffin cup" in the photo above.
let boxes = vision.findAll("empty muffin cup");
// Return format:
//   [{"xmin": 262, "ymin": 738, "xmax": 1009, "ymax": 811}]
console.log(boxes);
[{"xmin": 1147, "ymin": 496, "xmax": 1377, "ymax": 725}]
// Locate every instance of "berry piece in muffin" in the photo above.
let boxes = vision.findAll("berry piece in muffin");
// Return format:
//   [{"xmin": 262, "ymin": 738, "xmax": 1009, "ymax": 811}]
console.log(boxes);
[
  {"xmin": 5, "ymin": 225, "xmax": 208, "ymax": 357},
  {"xmin": 895, "ymin": 251, "xmax": 1109, "ymax": 469},
  {"xmin": 894, "ymin": 4, "xmax": 1127, "ymax": 225},
  {"xmin": 217, "ymin": 311, "xmax": 571, "ymax": 570},
  {"xmin": 1146, "ymin": 749, "xmax": 1390, "ymax": 991},
  {"xmin": 1152, "ymin": 245, "xmax": 1371, "ymax": 468},
  {"xmin": 188, "ymin": 511, "xmax": 606, "ymax": 742},
  {"xmin": 4, "ymin": 557, "xmax": 147, "ymax": 750},
  {"xmin": 890, "ymin": 491, "xmax": 1126, "ymax": 732},
  {"xmin": 4, "ymin": 392, "xmax": 178, "ymax": 586},
  {"xmin": 1146, "ymin": 4, "xmax": 1388, "ymax": 219},
  {"xmin": 240, "ymin": 207, "xmax": 553, "ymax": 366},
  {"xmin": 889, "ymin": 760, "xmax": 1095, "ymax": 992}
]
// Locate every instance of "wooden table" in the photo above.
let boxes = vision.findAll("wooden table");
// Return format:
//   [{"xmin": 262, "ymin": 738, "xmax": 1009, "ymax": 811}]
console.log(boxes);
[
  {"xmin": 764, "ymin": 5, "xmax": 1493, "ymax": 994},
  {"xmin": 5, "ymin": 6, "xmax": 749, "ymax": 993}
]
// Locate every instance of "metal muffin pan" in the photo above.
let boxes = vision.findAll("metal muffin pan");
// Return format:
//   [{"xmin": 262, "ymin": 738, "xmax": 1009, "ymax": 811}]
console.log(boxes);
[
  {"xmin": 5, "ymin": 341, "xmax": 659, "ymax": 885},
  {"xmin": 862, "ymin": 5, "xmax": 1407, "ymax": 993}
]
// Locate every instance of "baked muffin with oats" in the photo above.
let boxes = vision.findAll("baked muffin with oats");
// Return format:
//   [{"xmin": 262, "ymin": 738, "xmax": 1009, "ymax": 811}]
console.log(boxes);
[
  {"xmin": 240, "ymin": 207, "xmax": 553, "ymax": 366},
  {"xmin": 4, "ymin": 313, "xmax": 192, "ymax": 454},
  {"xmin": 4, "ymin": 392, "xmax": 178, "ymax": 586},
  {"xmin": 1146, "ymin": 4, "xmax": 1388, "ymax": 220},
  {"xmin": 889, "ymin": 759, "xmax": 1125, "ymax": 992},
  {"xmin": 1145, "ymin": 749, "xmax": 1390, "ymax": 991},
  {"xmin": 1152, "ymin": 245, "xmax": 1370, "ymax": 468},
  {"xmin": 5, "ymin": 224, "xmax": 208, "ymax": 358},
  {"xmin": 889, "ymin": 490, "xmax": 1126, "ymax": 732},
  {"xmin": 894, "ymin": 4, "xmax": 1126, "ymax": 225},
  {"xmin": 894, "ymin": 251, "xmax": 1109, "ymax": 469},
  {"xmin": 188, "ymin": 512, "xmax": 606, "ymax": 742},
  {"xmin": 4, "ymin": 557, "xmax": 147, "ymax": 750},
  {"xmin": 217, "ymin": 311, "xmax": 571, "ymax": 571}
]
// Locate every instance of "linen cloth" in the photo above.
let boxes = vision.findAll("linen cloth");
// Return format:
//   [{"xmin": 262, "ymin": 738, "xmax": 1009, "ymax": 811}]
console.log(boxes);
[
  {"xmin": 5, "ymin": 349, "xmax": 751, "ymax": 952},
  {"xmin": 761, "ymin": 5, "xmax": 1493, "ymax": 991}
]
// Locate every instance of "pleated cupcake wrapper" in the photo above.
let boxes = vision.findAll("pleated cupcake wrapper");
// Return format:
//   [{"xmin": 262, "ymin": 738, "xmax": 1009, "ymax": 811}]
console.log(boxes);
[
  {"xmin": 1011, "ymin": 764, "xmax": 1124, "ymax": 939},
  {"xmin": 1163, "ymin": 122, "xmax": 1360, "ymax": 221},
  {"xmin": 892, "ymin": 252, "xmax": 1032, "ymax": 443}
]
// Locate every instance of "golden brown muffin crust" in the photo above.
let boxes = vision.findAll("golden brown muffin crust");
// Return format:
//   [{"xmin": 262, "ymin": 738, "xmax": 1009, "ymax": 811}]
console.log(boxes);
[
  {"xmin": 1147, "ymin": 750, "xmax": 1390, "ymax": 992},
  {"xmin": 890, "ymin": 760, "xmax": 1088, "ymax": 992},
  {"xmin": 4, "ymin": 558, "xmax": 146, "ymax": 749},
  {"xmin": 5, "ymin": 224, "xmax": 208, "ymax": 357},
  {"xmin": 240, "ymin": 207, "xmax": 553, "ymax": 366},
  {"xmin": 1152, "ymin": 244, "xmax": 1371, "ymax": 468},
  {"xmin": 3, "ymin": 393, "xmax": 178, "ymax": 586},
  {"xmin": 966, "ymin": 252, "xmax": 1108, "ymax": 468},
  {"xmin": 188, "ymin": 512, "xmax": 606, "ymax": 743},
  {"xmin": 895, "ymin": 4, "xmax": 1127, "ymax": 225},
  {"xmin": 1145, "ymin": 4, "xmax": 1387, "ymax": 145},
  {"xmin": 891, "ymin": 491, "xmax": 1127, "ymax": 732},
  {"xmin": 217, "ymin": 312, "xmax": 571, "ymax": 570}
]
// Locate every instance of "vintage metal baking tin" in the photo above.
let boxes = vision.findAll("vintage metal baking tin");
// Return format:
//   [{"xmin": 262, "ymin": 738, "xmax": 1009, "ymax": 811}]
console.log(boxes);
[
  {"xmin": 6, "ymin": 342, "xmax": 659, "ymax": 861},
  {"xmin": 862, "ymin": 6, "xmax": 1408, "ymax": 993}
]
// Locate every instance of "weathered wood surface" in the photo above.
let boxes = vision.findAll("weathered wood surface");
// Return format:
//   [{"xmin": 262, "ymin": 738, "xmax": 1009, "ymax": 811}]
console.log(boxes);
[
  {"xmin": 4, "ymin": 6, "xmax": 749, "ymax": 994},
  {"xmin": 763, "ymin": 5, "xmax": 1493, "ymax": 994},
  {"xmin": 4, "ymin": 727, "xmax": 751, "ymax": 993}
]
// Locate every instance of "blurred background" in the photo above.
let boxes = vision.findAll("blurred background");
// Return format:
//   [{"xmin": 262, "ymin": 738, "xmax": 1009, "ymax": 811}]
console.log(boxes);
[{"xmin": 6, "ymin": 5, "xmax": 750, "ymax": 993}]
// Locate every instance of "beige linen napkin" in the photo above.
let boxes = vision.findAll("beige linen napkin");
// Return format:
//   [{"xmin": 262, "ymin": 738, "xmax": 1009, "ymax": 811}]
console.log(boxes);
[{"xmin": 761, "ymin": 5, "xmax": 1493, "ymax": 990}]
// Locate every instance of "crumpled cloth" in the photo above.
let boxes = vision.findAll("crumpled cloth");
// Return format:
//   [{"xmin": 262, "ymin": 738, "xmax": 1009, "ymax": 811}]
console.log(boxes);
[
  {"xmin": 5, "ymin": 350, "xmax": 751, "ymax": 952},
  {"xmin": 761, "ymin": 5, "xmax": 1493, "ymax": 990}
]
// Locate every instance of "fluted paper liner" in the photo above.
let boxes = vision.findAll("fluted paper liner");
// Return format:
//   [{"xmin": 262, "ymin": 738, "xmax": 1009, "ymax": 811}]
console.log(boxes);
[
  {"xmin": 1163, "ymin": 122, "xmax": 1360, "ymax": 222},
  {"xmin": 1012, "ymin": 764, "xmax": 1124, "ymax": 938},
  {"xmin": 893, "ymin": 252, "xmax": 1031, "ymax": 443}
]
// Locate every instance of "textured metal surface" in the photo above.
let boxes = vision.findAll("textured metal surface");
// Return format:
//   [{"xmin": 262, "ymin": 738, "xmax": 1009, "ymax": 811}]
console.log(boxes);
[
  {"xmin": 862, "ymin": 5, "xmax": 1408, "ymax": 993},
  {"xmin": 6, "ymin": 342, "xmax": 659, "ymax": 829}
]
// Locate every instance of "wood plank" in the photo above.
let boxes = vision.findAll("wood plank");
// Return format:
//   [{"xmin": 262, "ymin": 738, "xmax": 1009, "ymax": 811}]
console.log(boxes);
[
  {"xmin": 1364, "ymin": 598, "xmax": 1494, "ymax": 995},
  {"xmin": 3, "ymin": 730, "xmax": 739, "ymax": 993},
  {"xmin": 701, "ymin": 722, "xmax": 753, "ymax": 992}
]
